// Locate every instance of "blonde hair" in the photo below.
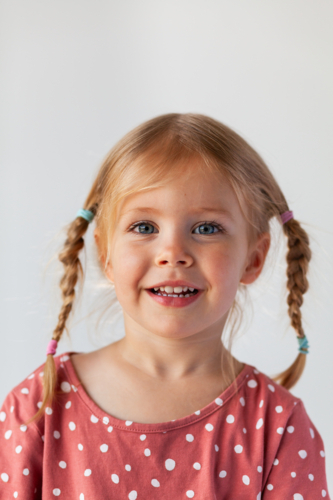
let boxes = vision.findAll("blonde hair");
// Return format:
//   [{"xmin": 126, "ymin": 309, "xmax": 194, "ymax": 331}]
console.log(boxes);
[{"xmin": 32, "ymin": 113, "xmax": 311, "ymax": 422}]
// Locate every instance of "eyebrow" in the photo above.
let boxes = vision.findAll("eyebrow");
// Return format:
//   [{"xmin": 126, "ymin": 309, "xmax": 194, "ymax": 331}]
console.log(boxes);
[{"xmin": 120, "ymin": 206, "xmax": 234, "ymax": 220}]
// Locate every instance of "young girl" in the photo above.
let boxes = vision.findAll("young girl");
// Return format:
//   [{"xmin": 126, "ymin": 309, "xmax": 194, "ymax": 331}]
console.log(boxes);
[{"xmin": 0, "ymin": 113, "xmax": 330, "ymax": 499}]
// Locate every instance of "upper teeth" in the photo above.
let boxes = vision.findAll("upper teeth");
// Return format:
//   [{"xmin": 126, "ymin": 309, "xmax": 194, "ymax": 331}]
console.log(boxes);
[{"xmin": 153, "ymin": 286, "xmax": 195, "ymax": 293}]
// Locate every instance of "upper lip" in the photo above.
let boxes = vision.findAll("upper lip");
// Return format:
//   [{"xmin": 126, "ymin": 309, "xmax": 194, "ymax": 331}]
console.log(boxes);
[{"xmin": 147, "ymin": 280, "xmax": 202, "ymax": 290}]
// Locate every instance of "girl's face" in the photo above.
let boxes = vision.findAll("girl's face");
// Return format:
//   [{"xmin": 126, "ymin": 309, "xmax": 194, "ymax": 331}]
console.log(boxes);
[{"xmin": 97, "ymin": 158, "xmax": 270, "ymax": 343}]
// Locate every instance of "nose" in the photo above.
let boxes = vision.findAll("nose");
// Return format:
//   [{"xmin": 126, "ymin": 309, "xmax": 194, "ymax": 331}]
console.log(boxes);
[{"xmin": 154, "ymin": 230, "xmax": 194, "ymax": 268}]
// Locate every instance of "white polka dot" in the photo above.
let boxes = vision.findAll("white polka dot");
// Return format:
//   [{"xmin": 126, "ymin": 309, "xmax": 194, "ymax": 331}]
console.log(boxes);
[
  {"xmin": 320, "ymin": 450, "xmax": 325, "ymax": 457},
  {"xmin": 186, "ymin": 491, "xmax": 194, "ymax": 498},
  {"xmin": 14, "ymin": 492, "xmax": 18, "ymax": 498},
  {"xmin": 78, "ymin": 444, "xmax": 83, "ymax": 451},
  {"xmin": 242, "ymin": 475, "xmax": 250, "ymax": 485},
  {"xmin": 243, "ymin": 428, "xmax": 247, "ymax": 433},
  {"xmin": 194, "ymin": 410, "xmax": 200, "ymax": 415},
  {"xmin": 144, "ymin": 448, "xmax": 151, "ymax": 456},
  {"xmin": 65, "ymin": 401, "xmax": 71, "ymax": 409},
  {"xmin": 128, "ymin": 492, "xmax": 137, "ymax": 500},
  {"xmin": 287, "ymin": 426, "xmax": 295, "ymax": 433},
  {"xmin": 37, "ymin": 402, "xmax": 42, "ymax": 409},
  {"xmin": 298, "ymin": 450, "xmax": 307, "ymax": 459},
  {"xmin": 267, "ymin": 484, "xmax": 273, "ymax": 490},
  {"xmin": 100, "ymin": 444, "xmax": 108, "ymax": 453},
  {"xmin": 108, "ymin": 426, "xmax": 113, "ymax": 433},
  {"xmin": 239, "ymin": 397, "xmax": 245, "ymax": 406},
  {"xmin": 214, "ymin": 444, "xmax": 219, "ymax": 451},
  {"xmin": 61, "ymin": 381, "xmax": 71, "ymax": 393},
  {"xmin": 165, "ymin": 458, "xmax": 176, "ymax": 471},
  {"xmin": 275, "ymin": 406, "xmax": 283, "ymax": 413},
  {"xmin": 257, "ymin": 494, "xmax": 261, "ymax": 500},
  {"xmin": 293, "ymin": 495, "xmax": 304, "ymax": 500},
  {"xmin": 151, "ymin": 479, "xmax": 160, "ymax": 487},
  {"xmin": 21, "ymin": 388, "xmax": 29, "ymax": 395},
  {"xmin": 247, "ymin": 379, "xmax": 257, "ymax": 388},
  {"xmin": 193, "ymin": 462, "xmax": 201, "ymax": 470},
  {"xmin": 186, "ymin": 434, "xmax": 194, "ymax": 442},
  {"xmin": 257, "ymin": 466, "xmax": 262, "ymax": 473},
  {"xmin": 23, "ymin": 468, "xmax": 29, "ymax": 476},
  {"xmin": 41, "ymin": 435, "xmax": 44, "ymax": 442},
  {"xmin": 254, "ymin": 369, "xmax": 259, "ymax": 374},
  {"xmin": 71, "ymin": 385, "xmax": 78, "ymax": 392},
  {"xmin": 291, "ymin": 472, "xmax": 296, "ymax": 478},
  {"xmin": 60, "ymin": 355, "xmax": 70, "ymax": 362},
  {"xmin": 308, "ymin": 474, "xmax": 314, "ymax": 481},
  {"xmin": 268, "ymin": 384, "xmax": 275, "ymax": 392},
  {"xmin": 79, "ymin": 495, "xmax": 84, "ymax": 500},
  {"xmin": 15, "ymin": 445, "xmax": 22, "ymax": 454},
  {"xmin": 69, "ymin": 422, "xmax": 76, "ymax": 431},
  {"xmin": 234, "ymin": 445, "xmax": 243, "ymax": 454},
  {"xmin": 256, "ymin": 418, "xmax": 263, "ymax": 429},
  {"xmin": 0, "ymin": 412, "xmax": 6, "ymax": 422},
  {"xmin": 20, "ymin": 424, "xmax": 27, "ymax": 432},
  {"xmin": 226, "ymin": 414, "xmax": 235, "ymax": 424},
  {"xmin": 310, "ymin": 428, "xmax": 315, "ymax": 438},
  {"xmin": 125, "ymin": 464, "xmax": 131, "ymax": 471},
  {"xmin": 10, "ymin": 406, "xmax": 14, "ymax": 413},
  {"xmin": 39, "ymin": 371, "xmax": 44, "ymax": 377},
  {"xmin": 219, "ymin": 470, "xmax": 227, "ymax": 478},
  {"xmin": 54, "ymin": 431, "xmax": 61, "ymax": 439},
  {"xmin": 90, "ymin": 415, "xmax": 98, "ymax": 423},
  {"xmin": 103, "ymin": 417, "xmax": 109, "ymax": 425},
  {"xmin": 84, "ymin": 469, "xmax": 91, "ymax": 476},
  {"xmin": 5, "ymin": 430, "xmax": 12, "ymax": 440},
  {"xmin": 205, "ymin": 423, "xmax": 214, "ymax": 432},
  {"xmin": 45, "ymin": 407, "xmax": 53, "ymax": 415},
  {"xmin": 322, "ymin": 490, "xmax": 327, "ymax": 497},
  {"xmin": 140, "ymin": 434, "xmax": 146, "ymax": 441},
  {"xmin": 215, "ymin": 398, "xmax": 223, "ymax": 406},
  {"xmin": 1, "ymin": 473, "xmax": 9, "ymax": 482},
  {"xmin": 277, "ymin": 427, "xmax": 284, "ymax": 434},
  {"xmin": 59, "ymin": 461, "xmax": 66, "ymax": 469},
  {"xmin": 125, "ymin": 421, "xmax": 133, "ymax": 426},
  {"xmin": 259, "ymin": 399, "xmax": 264, "ymax": 408},
  {"xmin": 273, "ymin": 459, "xmax": 279, "ymax": 465},
  {"xmin": 53, "ymin": 489, "xmax": 61, "ymax": 496},
  {"xmin": 28, "ymin": 373, "xmax": 35, "ymax": 379}
]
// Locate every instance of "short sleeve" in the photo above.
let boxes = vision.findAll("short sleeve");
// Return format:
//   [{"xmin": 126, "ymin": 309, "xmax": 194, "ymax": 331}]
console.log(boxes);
[
  {"xmin": 262, "ymin": 400, "xmax": 330, "ymax": 499},
  {"xmin": 0, "ymin": 389, "xmax": 43, "ymax": 499}
]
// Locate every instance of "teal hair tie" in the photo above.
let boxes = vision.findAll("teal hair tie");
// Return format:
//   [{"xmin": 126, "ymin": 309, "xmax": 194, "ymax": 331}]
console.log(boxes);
[
  {"xmin": 76, "ymin": 208, "xmax": 95, "ymax": 223},
  {"xmin": 297, "ymin": 335, "xmax": 309, "ymax": 354}
]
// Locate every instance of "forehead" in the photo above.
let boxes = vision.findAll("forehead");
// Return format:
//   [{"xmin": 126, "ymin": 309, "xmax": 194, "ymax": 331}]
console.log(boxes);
[{"xmin": 118, "ymin": 161, "xmax": 243, "ymax": 221}]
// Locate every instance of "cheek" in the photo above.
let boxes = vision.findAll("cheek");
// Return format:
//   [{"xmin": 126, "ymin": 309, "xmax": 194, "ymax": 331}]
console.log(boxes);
[
  {"xmin": 112, "ymin": 245, "xmax": 147, "ymax": 288},
  {"xmin": 207, "ymin": 248, "xmax": 244, "ymax": 291}
]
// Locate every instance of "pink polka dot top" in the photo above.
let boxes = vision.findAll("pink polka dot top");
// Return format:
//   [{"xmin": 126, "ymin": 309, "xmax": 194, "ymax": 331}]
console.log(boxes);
[{"xmin": 0, "ymin": 352, "xmax": 330, "ymax": 499}]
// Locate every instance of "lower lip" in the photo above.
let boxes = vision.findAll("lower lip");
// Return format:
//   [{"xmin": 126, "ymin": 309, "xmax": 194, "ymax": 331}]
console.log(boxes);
[{"xmin": 146, "ymin": 289, "xmax": 203, "ymax": 308}]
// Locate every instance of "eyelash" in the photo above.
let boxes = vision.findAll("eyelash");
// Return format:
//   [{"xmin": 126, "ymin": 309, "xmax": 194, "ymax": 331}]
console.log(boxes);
[{"xmin": 128, "ymin": 220, "xmax": 226, "ymax": 235}]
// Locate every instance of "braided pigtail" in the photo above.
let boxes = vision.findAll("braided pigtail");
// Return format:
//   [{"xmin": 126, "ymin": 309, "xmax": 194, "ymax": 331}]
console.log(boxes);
[
  {"xmin": 28, "ymin": 203, "xmax": 98, "ymax": 423},
  {"xmin": 272, "ymin": 216, "xmax": 312, "ymax": 389}
]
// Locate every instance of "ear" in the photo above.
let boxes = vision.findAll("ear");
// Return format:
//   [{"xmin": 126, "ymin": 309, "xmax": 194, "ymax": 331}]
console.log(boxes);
[
  {"xmin": 94, "ymin": 228, "xmax": 114, "ymax": 283},
  {"xmin": 240, "ymin": 232, "xmax": 271, "ymax": 285}
]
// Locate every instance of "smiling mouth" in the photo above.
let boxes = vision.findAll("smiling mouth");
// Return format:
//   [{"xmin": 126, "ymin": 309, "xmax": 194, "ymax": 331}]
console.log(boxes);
[{"xmin": 149, "ymin": 288, "xmax": 199, "ymax": 297}]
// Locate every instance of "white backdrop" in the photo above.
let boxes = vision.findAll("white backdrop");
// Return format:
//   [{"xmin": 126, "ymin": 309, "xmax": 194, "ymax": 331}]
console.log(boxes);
[{"xmin": 1, "ymin": 0, "xmax": 332, "ymax": 490}]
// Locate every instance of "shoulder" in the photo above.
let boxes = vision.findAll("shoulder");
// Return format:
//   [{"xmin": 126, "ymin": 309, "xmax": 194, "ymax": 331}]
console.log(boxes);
[
  {"xmin": 0, "ymin": 353, "xmax": 73, "ymax": 433},
  {"xmin": 238, "ymin": 365, "xmax": 328, "ymax": 486},
  {"xmin": 241, "ymin": 364, "xmax": 301, "ymax": 417}
]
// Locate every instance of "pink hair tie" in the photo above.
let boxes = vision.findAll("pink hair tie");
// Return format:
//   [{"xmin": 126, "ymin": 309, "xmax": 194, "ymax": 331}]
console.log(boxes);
[
  {"xmin": 46, "ymin": 339, "xmax": 58, "ymax": 356},
  {"xmin": 280, "ymin": 211, "xmax": 294, "ymax": 224}
]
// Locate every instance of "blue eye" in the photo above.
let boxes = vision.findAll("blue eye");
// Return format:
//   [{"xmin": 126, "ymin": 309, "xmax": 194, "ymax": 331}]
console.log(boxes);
[
  {"xmin": 131, "ymin": 222, "xmax": 156, "ymax": 234},
  {"xmin": 194, "ymin": 223, "xmax": 221, "ymax": 235},
  {"xmin": 128, "ymin": 221, "xmax": 224, "ymax": 235}
]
